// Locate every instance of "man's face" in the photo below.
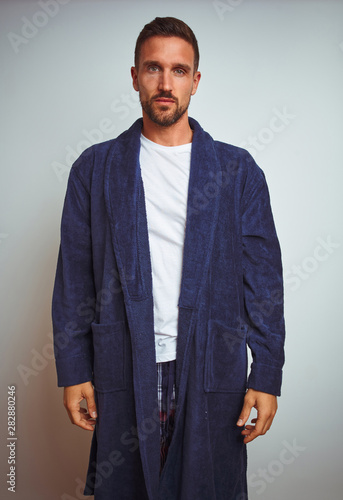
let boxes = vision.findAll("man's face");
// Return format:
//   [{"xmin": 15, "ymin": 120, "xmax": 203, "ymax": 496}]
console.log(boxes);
[{"xmin": 131, "ymin": 36, "xmax": 201, "ymax": 127}]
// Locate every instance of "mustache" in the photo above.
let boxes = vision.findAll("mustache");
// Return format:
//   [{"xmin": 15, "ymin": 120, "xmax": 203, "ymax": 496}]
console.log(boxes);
[{"xmin": 152, "ymin": 92, "xmax": 177, "ymax": 102}]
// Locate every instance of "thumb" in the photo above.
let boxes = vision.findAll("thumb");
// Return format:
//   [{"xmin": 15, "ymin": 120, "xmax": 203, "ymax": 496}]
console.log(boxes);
[
  {"xmin": 236, "ymin": 397, "xmax": 253, "ymax": 427},
  {"xmin": 84, "ymin": 385, "xmax": 97, "ymax": 419}
]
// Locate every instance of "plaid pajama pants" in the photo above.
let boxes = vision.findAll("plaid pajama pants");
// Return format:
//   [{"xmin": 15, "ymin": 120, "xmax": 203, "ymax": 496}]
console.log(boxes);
[{"xmin": 157, "ymin": 360, "xmax": 176, "ymax": 474}]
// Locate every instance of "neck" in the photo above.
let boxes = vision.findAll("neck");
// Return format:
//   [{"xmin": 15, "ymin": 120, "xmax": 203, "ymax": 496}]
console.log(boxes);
[{"xmin": 141, "ymin": 112, "xmax": 193, "ymax": 146}]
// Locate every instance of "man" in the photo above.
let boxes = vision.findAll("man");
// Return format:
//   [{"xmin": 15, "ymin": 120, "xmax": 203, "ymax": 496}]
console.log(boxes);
[{"xmin": 52, "ymin": 17, "xmax": 285, "ymax": 500}]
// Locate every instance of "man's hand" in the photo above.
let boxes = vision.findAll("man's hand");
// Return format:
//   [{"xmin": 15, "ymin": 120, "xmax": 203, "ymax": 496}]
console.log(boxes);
[
  {"xmin": 236, "ymin": 388, "xmax": 277, "ymax": 444},
  {"xmin": 63, "ymin": 381, "xmax": 97, "ymax": 431}
]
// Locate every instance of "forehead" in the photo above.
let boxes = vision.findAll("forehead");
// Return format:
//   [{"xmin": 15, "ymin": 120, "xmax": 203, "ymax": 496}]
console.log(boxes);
[{"xmin": 139, "ymin": 36, "xmax": 195, "ymax": 68}]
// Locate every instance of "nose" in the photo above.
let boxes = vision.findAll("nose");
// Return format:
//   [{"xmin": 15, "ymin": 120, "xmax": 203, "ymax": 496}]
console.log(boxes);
[{"xmin": 158, "ymin": 70, "xmax": 172, "ymax": 92}]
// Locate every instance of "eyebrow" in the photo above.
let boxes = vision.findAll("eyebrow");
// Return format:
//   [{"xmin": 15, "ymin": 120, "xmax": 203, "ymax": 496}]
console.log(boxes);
[{"xmin": 142, "ymin": 60, "xmax": 192, "ymax": 72}]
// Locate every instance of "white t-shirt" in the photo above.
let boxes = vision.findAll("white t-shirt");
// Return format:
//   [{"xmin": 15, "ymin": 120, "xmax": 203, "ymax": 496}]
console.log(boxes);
[{"xmin": 139, "ymin": 133, "xmax": 192, "ymax": 362}]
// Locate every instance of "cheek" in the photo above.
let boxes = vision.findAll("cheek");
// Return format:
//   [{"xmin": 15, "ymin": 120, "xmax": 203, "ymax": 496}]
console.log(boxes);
[
  {"xmin": 180, "ymin": 83, "xmax": 196, "ymax": 99},
  {"xmin": 140, "ymin": 79, "xmax": 158, "ymax": 96}
]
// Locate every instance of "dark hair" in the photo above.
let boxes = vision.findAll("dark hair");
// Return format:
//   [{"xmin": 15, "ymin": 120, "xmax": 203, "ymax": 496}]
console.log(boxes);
[{"xmin": 134, "ymin": 17, "xmax": 199, "ymax": 72}]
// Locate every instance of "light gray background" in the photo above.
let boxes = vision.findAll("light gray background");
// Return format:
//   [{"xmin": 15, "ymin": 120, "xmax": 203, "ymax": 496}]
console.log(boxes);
[{"xmin": 1, "ymin": 0, "xmax": 342, "ymax": 499}]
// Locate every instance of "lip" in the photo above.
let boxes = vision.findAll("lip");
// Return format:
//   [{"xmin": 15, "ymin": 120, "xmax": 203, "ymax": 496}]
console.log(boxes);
[{"xmin": 154, "ymin": 98, "xmax": 175, "ymax": 104}]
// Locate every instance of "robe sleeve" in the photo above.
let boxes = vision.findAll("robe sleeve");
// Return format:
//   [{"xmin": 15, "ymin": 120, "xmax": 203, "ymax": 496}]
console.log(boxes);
[
  {"xmin": 51, "ymin": 151, "xmax": 95, "ymax": 387},
  {"xmin": 241, "ymin": 157, "xmax": 285, "ymax": 396}
]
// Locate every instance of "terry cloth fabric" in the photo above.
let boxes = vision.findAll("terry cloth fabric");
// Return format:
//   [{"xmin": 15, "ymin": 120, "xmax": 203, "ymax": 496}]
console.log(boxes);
[
  {"xmin": 53, "ymin": 116, "xmax": 284, "ymax": 499},
  {"xmin": 157, "ymin": 360, "xmax": 176, "ymax": 474}
]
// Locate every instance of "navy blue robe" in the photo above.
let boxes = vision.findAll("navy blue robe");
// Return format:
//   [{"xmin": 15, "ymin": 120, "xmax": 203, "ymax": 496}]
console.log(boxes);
[{"xmin": 52, "ymin": 117, "xmax": 285, "ymax": 499}]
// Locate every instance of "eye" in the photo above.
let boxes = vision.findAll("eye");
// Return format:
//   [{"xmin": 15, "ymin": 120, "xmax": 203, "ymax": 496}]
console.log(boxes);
[
  {"xmin": 174, "ymin": 68, "xmax": 186, "ymax": 76},
  {"xmin": 148, "ymin": 65, "xmax": 160, "ymax": 72}
]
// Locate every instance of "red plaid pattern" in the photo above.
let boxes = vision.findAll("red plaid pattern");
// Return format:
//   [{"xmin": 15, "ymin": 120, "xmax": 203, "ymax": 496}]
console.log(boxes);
[{"xmin": 157, "ymin": 360, "xmax": 176, "ymax": 474}]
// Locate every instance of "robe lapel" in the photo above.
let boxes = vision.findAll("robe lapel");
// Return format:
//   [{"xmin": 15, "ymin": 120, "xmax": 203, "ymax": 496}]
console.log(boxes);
[
  {"xmin": 104, "ymin": 117, "xmax": 222, "ymax": 498},
  {"xmin": 104, "ymin": 120, "xmax": 160, "ymax": 499},
  {"xmin": 176, "ymin": 118, "xmax": 221, "ymax": 322},
  {"xmin": 173, "ymin": 117, "xmax": 222, "ymax": 444}
]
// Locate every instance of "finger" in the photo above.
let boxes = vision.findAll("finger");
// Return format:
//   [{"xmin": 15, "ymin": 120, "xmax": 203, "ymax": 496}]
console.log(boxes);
[
  {"xmin": 84, "ymin": 386, "xmax": 97, "ymax": 419},
  {"xmin": 243, "ymin": 413, "xmax": 269, "ymax": 443},
  {"xmin": 265, "ymin": 406, "xmax": 277, "ymax": 431},
  {"xmin": 79, "ymin": 407, "xmax": 98, "ymax": 424},
  {"xmin": 257, "ymin": 407, "xmax": 276, "ymax": 435},
  {"xmin": 244, "ymin": 409, "xmax": 278, "ymax": 443},
  {"xmin": 70, "ymin": 408, "xmax": 96, "ymax": 431},
  {"xmin": 241, "ymin": 418, "xmax": 257, "ymax": 433},
  {"xmin": 241, "ymin": 423, "xmax": 256, "ymax": 436},
  {"xmin": 82, "ymin": 416, "xmax": 97, "ymax": 425},
  {"xmin": 241, "ymin": 429, "xmax": 253, "ymax": 436},
  {"xmin": 64, "ymin": 397, "xmax": 95, "ymax": 430},
  {"xmin": 64, "ymin": 400, "xmax": 81, "ymax": 425},
  {"xmin": 236, "ymin": 396, "xmax": 254, "ymax": 427},
  {"xmin": 261, "ymin": 414, "xmax": 275, "ymax": 434}
]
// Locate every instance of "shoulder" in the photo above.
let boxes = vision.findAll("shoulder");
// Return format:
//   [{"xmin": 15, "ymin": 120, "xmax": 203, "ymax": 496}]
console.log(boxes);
[
  {"xmin": 190, "ymin": 117, "xmax": 265, "ymax": 183},
  {"xmin": 69, "ymin": 119, "xmax": 143, "ymax": 189},
  {"xmin": 212, "ymin": 139, "xmax": 267, "ymax": 198},
  {"xmin": 68, "ymin": 138, "xmax": 114, "ymax": 193}
]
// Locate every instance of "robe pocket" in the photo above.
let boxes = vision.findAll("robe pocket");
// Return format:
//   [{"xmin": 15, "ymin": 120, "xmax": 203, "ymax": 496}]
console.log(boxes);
[
  {"xmin": 91, "ymin": 321, "xmax": 127, "ymax": 393},
  {"xmin": 204, "ymin": 319, "xmax": 247, "ymax": 393}
]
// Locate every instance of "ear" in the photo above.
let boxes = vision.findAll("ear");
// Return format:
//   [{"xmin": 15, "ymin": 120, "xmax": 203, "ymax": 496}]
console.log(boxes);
[
  {"xmin": 191, "ymin": 71, "xmax": 201, "ymax": 96},
  {"xmin": 131, "ymin": 66, "xmax": 139, "ymax": 92}
]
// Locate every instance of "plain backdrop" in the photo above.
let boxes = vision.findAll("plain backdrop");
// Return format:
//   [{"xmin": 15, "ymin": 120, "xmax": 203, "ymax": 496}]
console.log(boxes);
[{"xmin": 1, "ymin": 0, "xmax": 343, "ymax": 499}]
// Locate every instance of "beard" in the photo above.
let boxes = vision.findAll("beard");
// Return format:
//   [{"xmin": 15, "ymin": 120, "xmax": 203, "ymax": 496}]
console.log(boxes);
[{"xmin": 139, "ymin": 91, "xmax": 191, "ymax": 127}]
